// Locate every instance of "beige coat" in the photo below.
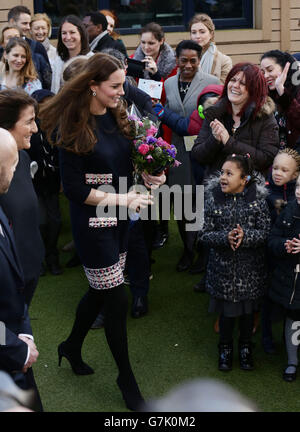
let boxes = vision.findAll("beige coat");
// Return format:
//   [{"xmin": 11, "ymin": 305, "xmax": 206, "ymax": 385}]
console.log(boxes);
[{"xmin": 211, "ymin": 48, "xmax": 232, "ymax": 84}]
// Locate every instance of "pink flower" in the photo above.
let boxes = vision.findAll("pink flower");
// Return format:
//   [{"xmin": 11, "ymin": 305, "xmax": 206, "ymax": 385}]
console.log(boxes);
[
  {"xmin": 173, "ymin": 159, "xmax": 181, "ymax": 167},
  {"xmin": 149, "ymin": 145, "xmax": 154, "ymax": 151},
  {"xmin": 146, "ymin": 155, "xmax": 154, "ymax": 162},
  {"xmin": 146, "ymin": 125, "xmax": 158, "ymax": 137},
  {"xmin": 138, "ymin": 144, "xmax": 150, "ymax": 155}
]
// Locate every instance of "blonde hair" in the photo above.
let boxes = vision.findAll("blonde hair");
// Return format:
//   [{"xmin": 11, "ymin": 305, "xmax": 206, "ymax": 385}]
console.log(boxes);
[
  {"xmin": 30, "ymin": 13, "xmax": 52, "ymax": 38},
  {"xmin": 276, "ymin": 148, "xmax": 300, "ymax": 170},
  {"xmin": 189, "ymin": 13, "xmax": 215, "ymax": 42}
]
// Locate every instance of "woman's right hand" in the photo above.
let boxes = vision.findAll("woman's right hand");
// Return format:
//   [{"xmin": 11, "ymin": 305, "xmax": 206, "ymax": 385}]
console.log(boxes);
[
  {"xmin": 142, "ymin": 56, "xmax": 158, "ymax": 75},
  {"xmin": 120, "ymin": 191, "xmax": 154, "ymax": 211},
  {"xmin": 275, "ymin": 62, "xmax": 290, "ymax": 96}
]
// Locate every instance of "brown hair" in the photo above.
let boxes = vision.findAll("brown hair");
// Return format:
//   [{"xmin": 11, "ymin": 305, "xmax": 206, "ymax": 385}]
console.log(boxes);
[
  {"xmin": 1, "ymin": 37, "xmax": 38, "ymax": 86},
  {"xmin": 189, "ymin": 13, "xmax": 215, "ymax": 42},
  {"xmin": 57, "ymin": 15, "xmax": 90, "ymax": 61},
  {"xmin": 39, "ymin": 53, "xmax": 133, "ymax": 154},
  {"xmin": 0, "ymin": 88, "xmax": 38, "ymax": 130},
  {"xmin": 0, "ymin": 25, "xmax": 21, "ymax": 46},
  {"xmin": 62, "ymin": 56, "xmax": 88, "ymax": 82},
  {"xmin": 99, "ymin": 9, "xmax": 120, "ymax": 40},
  {"xmin": 140, "ymin": 22, "xmax": 165, "ymax": 43}
]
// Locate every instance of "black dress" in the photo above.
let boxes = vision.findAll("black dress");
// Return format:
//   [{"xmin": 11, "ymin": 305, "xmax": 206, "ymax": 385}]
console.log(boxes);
[{"xmin": 60, "ymin": 111, "xmax": 134, "ymax": 290}]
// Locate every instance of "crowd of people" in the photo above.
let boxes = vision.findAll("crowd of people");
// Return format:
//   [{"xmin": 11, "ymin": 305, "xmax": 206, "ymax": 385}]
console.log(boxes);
[{"xmin": 1, "ymin": 4, "xmax": 300, "ymax": 412}]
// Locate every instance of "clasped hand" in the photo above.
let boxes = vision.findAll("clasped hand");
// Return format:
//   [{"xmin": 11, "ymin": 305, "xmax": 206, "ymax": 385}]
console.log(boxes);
[
  {"xmin": 228, "ymin": 224, "xmax": 244, "ymax": 250},
  {"xmin": 285, "ymin": 235, "xmax": 300, "ymax": 254},
  {"xmin": 210, "ymin": 119, "xmax": 230, "ymax": 144},
  {"xmin": 18, "ymin": 335, "xmax": 39, "ymax": 373}
]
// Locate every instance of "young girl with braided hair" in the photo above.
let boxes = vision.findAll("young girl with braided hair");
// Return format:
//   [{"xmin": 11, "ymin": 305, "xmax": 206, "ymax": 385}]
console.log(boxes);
[
  {"xmin": 262, "ymin": 148, "xmax": 300, "ymax": 354},
  {"xmin": 199, "ymin": 153, "xmax": 271, "ymax": 371},
  {"xmin": 268, "ymin": 173, "xmax": 300, "ymax": 381}
]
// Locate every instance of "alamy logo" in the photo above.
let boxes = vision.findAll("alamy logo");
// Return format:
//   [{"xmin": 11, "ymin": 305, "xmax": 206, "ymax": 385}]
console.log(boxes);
[
  {"xmin": 291, "ymin": 321, "xmax": 300, "ymax": 346},
  {"xmin": 0, "ymin": 321, "xmax": 5, "ymax": 345}
]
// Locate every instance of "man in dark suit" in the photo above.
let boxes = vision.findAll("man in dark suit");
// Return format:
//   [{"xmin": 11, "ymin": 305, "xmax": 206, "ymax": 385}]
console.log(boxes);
[
  {"xmin": 0, "ymin": 128, "xmax": 41, "ymax": 410},
  {"xmin": 8, "ymin": 5, "xmax": 52, "ymax": 89},
  {"xmin": 83, "ymin": 11, "xmax": 126, "ymax": 56}
]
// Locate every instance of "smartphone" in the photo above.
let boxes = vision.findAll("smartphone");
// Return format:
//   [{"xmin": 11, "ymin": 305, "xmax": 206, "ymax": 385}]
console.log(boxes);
[
  {"xmin": 126, "ymin": 58, "xmax": 146, "ymax": 79},
  {"xmin": 127, "ymin": 58, "xmax": 145, "ymax": 69}
]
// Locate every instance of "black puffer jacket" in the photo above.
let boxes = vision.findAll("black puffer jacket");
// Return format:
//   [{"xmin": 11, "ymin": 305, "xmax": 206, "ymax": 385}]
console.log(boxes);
[
  {"xmin": 268, "ymin": 200, "xmax": 300, "ymax": 309},
  {"xmin": 192, "ymin": 97, "xmax": 279, "ymax": 178},
  {"xmin": 199, "ymin": 176, "xmax": 271, "ymax": 302}
]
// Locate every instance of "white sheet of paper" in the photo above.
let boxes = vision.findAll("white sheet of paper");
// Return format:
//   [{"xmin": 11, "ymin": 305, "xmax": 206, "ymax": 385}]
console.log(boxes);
[
  {"xmin": 184, "ymin": 135, "xmax": 198, "ymax": 152},
  {"xmin": 138, "ymin": 79, "xmax": 163, "ymax": 100}
]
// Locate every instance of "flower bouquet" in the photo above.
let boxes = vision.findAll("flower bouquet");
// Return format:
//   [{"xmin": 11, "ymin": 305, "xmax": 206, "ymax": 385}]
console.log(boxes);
[{"xmin": 128, "ymin": 113, "xmax": 181, "ymax": 176}]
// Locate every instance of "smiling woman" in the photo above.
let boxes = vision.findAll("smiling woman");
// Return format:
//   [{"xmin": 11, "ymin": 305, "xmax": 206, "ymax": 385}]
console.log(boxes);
[
  {"xmin": 51, "ymin": 15, "xmax": 93, "ymax": 93},
  {"xmin": 192, "ymin": 62, "xmax": 280, "ymax": 179},
  {"xmin": 38, "ymin": 52, "xmax": 166, "ymax": 411},
  {"xmin": 0, "ymin": 38, "xmax": 42, "ymax": 95},
  {"xmin": 0, "ymin": 89, "xmax": 44, "ymax": 308},
  {"xmin": 30, "ymin": 13, "xmax": 57, "ymax": 68}
]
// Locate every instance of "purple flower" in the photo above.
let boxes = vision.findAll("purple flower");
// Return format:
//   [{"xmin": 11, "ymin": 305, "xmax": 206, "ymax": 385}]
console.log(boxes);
[{"xmin": 146, "ymin": 136, "xmax": 157, "ymax": 145}]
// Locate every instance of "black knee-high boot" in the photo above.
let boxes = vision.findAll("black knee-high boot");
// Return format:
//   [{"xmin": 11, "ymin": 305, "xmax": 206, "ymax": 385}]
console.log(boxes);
[
  {"xmin": 103, "ymin": 285, "xmax": 144, "ymax": 411},
  {"xmin": 60, "ymin": 284, "xmax": 144, "ymax": 410}
]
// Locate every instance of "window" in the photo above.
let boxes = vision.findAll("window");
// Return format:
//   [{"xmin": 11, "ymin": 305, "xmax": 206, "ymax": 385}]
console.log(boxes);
[
  {"xmin": 34, "ymin": 1, "xmax": 98, "ymax": 28},
  {"xmin": 193, "ymin": 0, "xmax": 253, "ymax": 30},
  {"xmin": 110, "ymin": 0, "xmax": 184, "ymax": 31},
  {"xmin": 34, "ymin": 0, "xmax": 253, "ymax": 35}
]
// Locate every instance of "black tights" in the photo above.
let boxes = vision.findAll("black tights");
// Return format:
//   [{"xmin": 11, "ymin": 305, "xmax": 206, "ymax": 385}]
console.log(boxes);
[
  {"xmin": 66, "ymin": 284, "xmax": 134, "ymax": 379},
  {"xmin": 219, "ymin": 313, "xmax": 254, "ymax": 345}
]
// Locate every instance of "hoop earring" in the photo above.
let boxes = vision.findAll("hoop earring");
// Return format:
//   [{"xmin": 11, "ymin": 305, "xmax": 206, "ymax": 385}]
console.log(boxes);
[{"xmin": 92, "ymin": 90, "xmax": 96, "ymax": 97}]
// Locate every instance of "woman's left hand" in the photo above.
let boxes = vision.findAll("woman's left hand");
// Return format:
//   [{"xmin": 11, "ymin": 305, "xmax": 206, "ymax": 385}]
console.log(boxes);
[
  {"xmin": 290, "ymin": 236, "xmax": 300, "ymax": 254},
  {"xmin": 275, "ymin": 62, "xmax": 290, "ymax": 96},
  {"xmin": 142, "ymin": 171, "xmax": 166, "ymax": 189},
  {"xmin": 210, "ymin": 119, "xmax": 230, "ymax": 145},
  {"xmin": 142, "ymin": 56, "xmax": 158, "ymax": 75}
]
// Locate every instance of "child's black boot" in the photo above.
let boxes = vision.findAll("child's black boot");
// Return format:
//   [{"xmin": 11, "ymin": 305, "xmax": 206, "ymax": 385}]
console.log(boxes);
[
  {"xmin": 218, "ymin": 343, "xmax": 233, "ymax": 371},
  {"xmin": 239, "ymin": 342, "xmax": 254, "ymax": 371}
]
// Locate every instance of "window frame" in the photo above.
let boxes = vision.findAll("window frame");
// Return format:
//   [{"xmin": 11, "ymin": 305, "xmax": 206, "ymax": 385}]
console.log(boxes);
[{"xmin": 34, "ymin": 0, "xmax": 254, "ymax": 38}]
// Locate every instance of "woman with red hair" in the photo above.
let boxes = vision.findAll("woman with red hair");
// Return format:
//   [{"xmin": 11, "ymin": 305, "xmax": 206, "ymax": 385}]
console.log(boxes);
[{"xmin": 192, "ymin": 62, "xmax": 280, "ymax": 178}]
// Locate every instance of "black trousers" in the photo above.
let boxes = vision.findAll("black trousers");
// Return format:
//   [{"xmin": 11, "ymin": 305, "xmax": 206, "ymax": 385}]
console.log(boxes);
[{"xmin": 38, "ymin": 192, "xmax": 61, "ymax": 265}]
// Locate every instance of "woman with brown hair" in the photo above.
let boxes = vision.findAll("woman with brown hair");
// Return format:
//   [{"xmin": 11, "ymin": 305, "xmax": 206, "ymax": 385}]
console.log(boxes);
[
  {"xmin": 0, "ymin": 37, "xmax": 41, "ymax": 94},
  {"xmin": 133, "ymin": 22, "xmax": 176, "ymax": 82},
  {"xmin": 0, "ymin": 25, "xmax": 20, "ymax": 58},
  {"xmin": 189, "ymin": 13, "xmax": 232, "ymax": 84},
  {"xmin": 51, "ymin": 15, "xmax": 93, "ymax": 93},
  {"xmin": 39, "ymin": 52, "xmax": 164, "ymax": 411}
]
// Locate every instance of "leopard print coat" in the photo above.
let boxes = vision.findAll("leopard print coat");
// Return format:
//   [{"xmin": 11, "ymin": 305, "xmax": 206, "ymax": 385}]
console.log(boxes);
[{"xmin": 199, "ymin": 176, "xmax": 271, "ymax": 302}]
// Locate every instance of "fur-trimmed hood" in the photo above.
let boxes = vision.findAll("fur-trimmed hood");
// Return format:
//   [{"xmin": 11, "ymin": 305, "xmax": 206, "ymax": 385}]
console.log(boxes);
[
  {"xmin": 204, "ymin": 173, "xmax": 269, "ymax": 203},
  {"xmin": 204, "ymin": 96, "xmax": 276, "ymax": 124},
  {"xmin": 133, "ymin": 42, "xmax": 176, "ymax": 79}
]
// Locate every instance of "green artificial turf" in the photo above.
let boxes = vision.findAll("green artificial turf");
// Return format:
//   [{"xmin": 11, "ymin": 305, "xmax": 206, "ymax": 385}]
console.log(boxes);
[{"xmin": 30, "ymin": 196, "xmax": 300, "ymax": 412}]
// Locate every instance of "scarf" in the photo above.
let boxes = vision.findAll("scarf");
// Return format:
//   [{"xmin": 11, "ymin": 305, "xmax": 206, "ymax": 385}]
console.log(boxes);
[
  {"xmin": 42, "ymin": 37, "xmax": 51, "ymax": 52},
  {"xmin": 90, "ymin": 30, "xmax": 109, "ymax": 52},
  {"xmin": 200, "ymin": 42, "xmax": 216, "ymax": 75}
]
